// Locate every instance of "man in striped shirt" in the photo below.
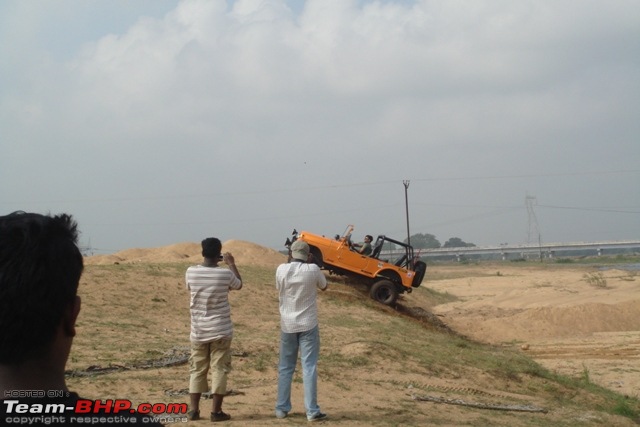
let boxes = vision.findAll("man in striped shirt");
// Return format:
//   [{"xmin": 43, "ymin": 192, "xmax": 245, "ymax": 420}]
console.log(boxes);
[
  {"xmin": 275, "ymin": 240, "xmax": 328, "ymax": 422},
  {"xmin": 186, "ymin": 237, "xmax": 242, "ymax": 422}
]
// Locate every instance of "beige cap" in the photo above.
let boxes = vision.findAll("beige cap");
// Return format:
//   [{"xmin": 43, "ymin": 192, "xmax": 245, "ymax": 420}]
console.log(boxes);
[{"xmin": 290, "ymin": 240, "xmax": 310, "ymax": 260}]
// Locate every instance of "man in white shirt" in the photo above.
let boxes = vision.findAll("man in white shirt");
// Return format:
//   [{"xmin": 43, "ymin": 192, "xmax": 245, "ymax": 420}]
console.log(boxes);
[
  {"xmin": 186, "ymin": 237, "xmax": 242, "ymax": 422},
  {"xmin": 275, "ymin": 240, "xmax": 328, "ymax": 422}
]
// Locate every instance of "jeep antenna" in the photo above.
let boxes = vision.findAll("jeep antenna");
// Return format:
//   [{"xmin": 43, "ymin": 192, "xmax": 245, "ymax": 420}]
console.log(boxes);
[{"xmin": 403, "ymin": 180, "xmax": 411, "ymax": 246}]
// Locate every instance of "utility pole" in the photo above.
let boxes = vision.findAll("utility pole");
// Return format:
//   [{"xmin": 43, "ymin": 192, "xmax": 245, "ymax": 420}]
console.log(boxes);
[{"xmin": 403, "ymin": 180, "xmax": 411, "ymax": 246}]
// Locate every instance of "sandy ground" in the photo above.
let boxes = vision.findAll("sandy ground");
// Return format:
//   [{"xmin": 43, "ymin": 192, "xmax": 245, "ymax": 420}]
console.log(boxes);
[
  {"xmin": 76, "ymin": 242, "xmax": 640, "ymax": 425},
  {"xmin": 424, "ymin": 263, "xmax": 640, "ymax": 398}
]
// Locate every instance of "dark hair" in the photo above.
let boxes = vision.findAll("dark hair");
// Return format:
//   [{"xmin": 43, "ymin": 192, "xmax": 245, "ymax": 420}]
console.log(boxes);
[
  {"xmin": 0, "ymin": 211, "xmax": 83, "ymax": 364},
  {"xmin": 201, "ymin": 237, "xmax": 222, "ymax": 259},
  {"xmin": 366, "ymin": 235, "xmax": 373, "ymax": 241}
]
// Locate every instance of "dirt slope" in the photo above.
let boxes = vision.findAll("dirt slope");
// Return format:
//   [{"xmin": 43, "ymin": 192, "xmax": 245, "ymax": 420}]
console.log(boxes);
[{"xmin": 76, "ymin": 246, "xmax": 640, "ymax": 425}]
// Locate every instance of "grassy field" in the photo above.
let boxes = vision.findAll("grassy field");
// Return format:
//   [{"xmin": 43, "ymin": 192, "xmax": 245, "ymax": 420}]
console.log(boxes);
[{"xmin": 66, "ymin": 260, "xmax": 640, "ymax": 426}]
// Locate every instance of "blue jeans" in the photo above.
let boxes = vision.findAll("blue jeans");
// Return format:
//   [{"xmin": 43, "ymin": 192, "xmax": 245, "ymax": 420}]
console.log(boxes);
[{"xmin": 275, "ymin": 325, "xmax": 322, "ymax": 419}]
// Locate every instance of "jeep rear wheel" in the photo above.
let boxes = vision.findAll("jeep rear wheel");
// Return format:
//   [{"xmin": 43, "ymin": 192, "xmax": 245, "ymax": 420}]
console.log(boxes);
[{"xmin": 370, "ymin": 279, "xmax": 398, "ymax": 306}]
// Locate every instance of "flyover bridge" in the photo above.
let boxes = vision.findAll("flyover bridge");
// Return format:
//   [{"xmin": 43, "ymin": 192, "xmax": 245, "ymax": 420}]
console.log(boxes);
[{"xmin": 382, "ymin": 240, "xmax": 640, "ymax": 261}]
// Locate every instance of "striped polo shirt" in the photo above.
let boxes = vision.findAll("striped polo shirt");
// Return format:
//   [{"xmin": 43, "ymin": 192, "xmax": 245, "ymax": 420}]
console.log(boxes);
[{"xmin": 186, "ymin": 265, "xmax": 242, "ymax": 343}]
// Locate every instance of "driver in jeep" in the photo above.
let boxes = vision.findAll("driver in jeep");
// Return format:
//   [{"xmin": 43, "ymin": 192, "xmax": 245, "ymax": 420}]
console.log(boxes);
[{"xmin": 351, "ymin": 235, "xmax": 373, "ymax": 256}]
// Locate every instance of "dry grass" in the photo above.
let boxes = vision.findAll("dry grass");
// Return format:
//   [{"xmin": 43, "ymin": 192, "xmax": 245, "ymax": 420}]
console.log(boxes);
[{"xmin": 66, "ymin": 261, "xmax": 640, "ymax": 426}]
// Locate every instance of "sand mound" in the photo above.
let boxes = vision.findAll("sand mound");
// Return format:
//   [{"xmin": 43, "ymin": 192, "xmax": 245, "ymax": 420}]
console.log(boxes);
[
  {"xmin": 221, "ymin": 240, "xmax": 287, "ymax": 267},
  {"xmin": 85, "ymin": 240, "xmax": 286, "ymax": 268},
  {"xmin": 513, "ymin": 300, "xmax": 640, "ymax": 339},
  {"xmin": 451, "ymin": 299, "xmax": 640, "ymax": 343}
]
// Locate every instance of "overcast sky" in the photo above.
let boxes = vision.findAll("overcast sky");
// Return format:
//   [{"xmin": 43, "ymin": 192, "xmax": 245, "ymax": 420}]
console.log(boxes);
[{"xmin": 1, "ymin": 0, "xmax": 638, "ymax": 253}]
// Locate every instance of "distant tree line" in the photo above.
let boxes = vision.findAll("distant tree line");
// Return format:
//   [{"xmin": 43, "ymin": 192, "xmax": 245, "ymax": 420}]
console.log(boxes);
[{"xmin": 402, "ymin": 233, "xmax": 476, "ymax": 249}]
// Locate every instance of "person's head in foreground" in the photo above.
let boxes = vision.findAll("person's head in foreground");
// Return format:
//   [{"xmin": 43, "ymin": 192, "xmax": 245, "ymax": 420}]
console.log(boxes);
[{"xmin": 0, "ymin": 211, "xmax": 83, "ymax": 391}]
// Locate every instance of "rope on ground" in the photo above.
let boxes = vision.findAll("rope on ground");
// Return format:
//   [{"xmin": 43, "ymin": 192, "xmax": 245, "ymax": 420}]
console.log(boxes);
[
  {"xmin": 164, "ymin": 389, "xmax": 245, "ymax": 398},
  {"xmin": 65, "ymin": 347, "xmax": 248, "ymax": 377},
  {"xmin": 411, "ymin": 394, "xmax": 548, "ymax": 413}
]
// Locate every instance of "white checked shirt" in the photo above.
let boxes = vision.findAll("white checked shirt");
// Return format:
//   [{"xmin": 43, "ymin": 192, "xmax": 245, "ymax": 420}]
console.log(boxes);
[{"xmin": 276, "ymin": 261, "xmax": 327, "ymax": 333}]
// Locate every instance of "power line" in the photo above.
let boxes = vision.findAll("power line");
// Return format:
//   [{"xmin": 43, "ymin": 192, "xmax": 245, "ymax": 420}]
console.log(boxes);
[
  {"xmin": 537, "ymin": 204, "xmax": 640, "ymax": 214},
  {"xmin": 411, "ymin": 169, "xmax": 640, "ymax": 183},
  {"xmin": 2, "ymin": 169, "xmax": 638, "ymax": 206}
]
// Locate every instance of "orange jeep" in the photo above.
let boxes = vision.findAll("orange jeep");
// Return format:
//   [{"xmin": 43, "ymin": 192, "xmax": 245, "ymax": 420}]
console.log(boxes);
[{"xmin": 285, "ymin": 225, "xmax": 426, "ymax": 305}]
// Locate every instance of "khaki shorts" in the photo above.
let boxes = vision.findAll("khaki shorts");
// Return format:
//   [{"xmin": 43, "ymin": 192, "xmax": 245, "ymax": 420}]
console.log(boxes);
[{"xmin": 189, "ymin": 338, "xmax": 232, "ymax": 394}]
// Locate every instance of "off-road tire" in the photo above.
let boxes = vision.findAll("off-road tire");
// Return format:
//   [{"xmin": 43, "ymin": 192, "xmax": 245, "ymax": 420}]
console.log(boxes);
[
  {"xmin": 412, "ymin": 261, "xmax": 427, "ymax": 287},
  {"xmin": 309, "ymin": 247, "xmax": 323, "ymax": 268},
  {"xmin": 370, "ymin": 279, "xmax": 399, "ymax": 306}
]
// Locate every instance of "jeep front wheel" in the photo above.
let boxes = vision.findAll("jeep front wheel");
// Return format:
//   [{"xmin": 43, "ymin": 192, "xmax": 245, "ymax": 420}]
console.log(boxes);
[
  {"xmin": 370, "ymin": 279, "xmax": 398, "ymax": 306},
  {"xmin": 309, "ymin": 246, "xmax": 323, "ymax": 268}
]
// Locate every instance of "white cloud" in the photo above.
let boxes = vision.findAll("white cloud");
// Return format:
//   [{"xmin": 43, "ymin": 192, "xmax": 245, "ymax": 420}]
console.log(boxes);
[{"xmin": 1, "ymin": 0, "xmax": 638, "ymax": 251}]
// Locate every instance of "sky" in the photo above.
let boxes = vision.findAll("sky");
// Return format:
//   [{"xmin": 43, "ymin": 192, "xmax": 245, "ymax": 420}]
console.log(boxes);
[{"xmin": 1, "ymin": 0, "xmax": 639, "ymax": 254}]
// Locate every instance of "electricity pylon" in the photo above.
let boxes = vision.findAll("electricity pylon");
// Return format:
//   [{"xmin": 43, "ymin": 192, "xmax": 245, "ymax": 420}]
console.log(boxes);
[{"xmin": 526, "ymin": 194, "xmax": 541, "ymax": 245}]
